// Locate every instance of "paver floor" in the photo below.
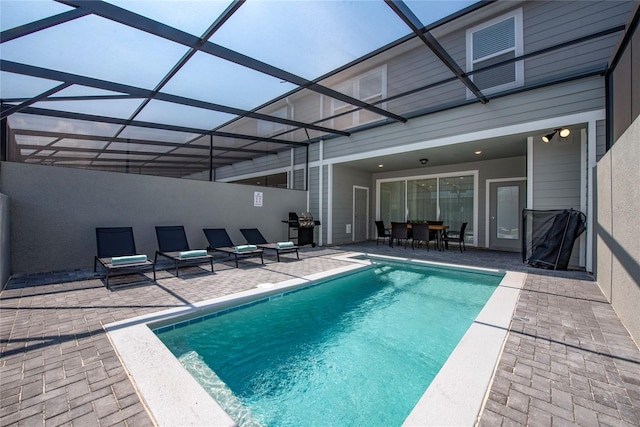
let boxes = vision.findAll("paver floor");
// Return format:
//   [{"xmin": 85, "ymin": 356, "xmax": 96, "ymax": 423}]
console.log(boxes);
[{"xmin": 1, "ymin": 243, "xmax": 638, "ymax": 426}]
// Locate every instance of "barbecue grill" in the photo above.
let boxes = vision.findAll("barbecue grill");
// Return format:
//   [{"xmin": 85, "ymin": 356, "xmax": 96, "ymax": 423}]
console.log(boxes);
[{"xmin": 284, "ymin": 212, "xmax": 320, "ymax": 247}]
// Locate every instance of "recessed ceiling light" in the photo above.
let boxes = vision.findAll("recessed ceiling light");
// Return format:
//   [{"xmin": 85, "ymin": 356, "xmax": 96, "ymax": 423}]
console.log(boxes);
[
  {"xmin": 475, "ymin": 150, "xmax": 482, "ymax": 155},
  {"xmin": 378, "ymin": 164, "xmax": 384, "ymax": 168}
]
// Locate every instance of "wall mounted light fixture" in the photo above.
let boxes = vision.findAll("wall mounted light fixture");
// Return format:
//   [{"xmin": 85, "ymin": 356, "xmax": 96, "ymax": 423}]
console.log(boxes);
[{"xmin": 542, "ymin": 128, "xmax": 571, "ymax": 143}]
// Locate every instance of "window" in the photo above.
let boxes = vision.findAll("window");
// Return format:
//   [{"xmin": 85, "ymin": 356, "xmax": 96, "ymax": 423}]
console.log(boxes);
[
  {"xmin": 467, "ymin": 9, "xmax": 523, "ymax": 95},
  {"xmin": 332, "ymin": 66, "xmax": 386, "ymax": 128},
  {"xmin": 231, "ymin": 172, "xmax": 288, "ymax": 188}
]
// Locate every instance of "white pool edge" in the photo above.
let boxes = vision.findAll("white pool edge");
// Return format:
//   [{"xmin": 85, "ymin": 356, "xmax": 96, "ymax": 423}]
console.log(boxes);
[
  {"xmin": 403, "ymin": 268, "xmax": 526, "ymax": 426},
  {"xmin": 105, "ymin": 253, "xmax": 525, "ymax": 427}
]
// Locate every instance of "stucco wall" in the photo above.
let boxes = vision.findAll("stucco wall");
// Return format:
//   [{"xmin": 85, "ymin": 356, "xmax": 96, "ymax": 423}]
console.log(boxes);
[
  {"xmin": 0, "ymin": 162, "xmax": 307, "ymax": 275},
  {"xmin": 595, "ymin": 116, "xmax": 640, "ymax": 345}
]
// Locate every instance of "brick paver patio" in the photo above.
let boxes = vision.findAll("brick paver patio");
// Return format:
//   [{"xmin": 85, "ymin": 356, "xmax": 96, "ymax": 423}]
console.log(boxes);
[{"xmin": 1, "ymin": 243, "xmax": 639, "ymax": 426}]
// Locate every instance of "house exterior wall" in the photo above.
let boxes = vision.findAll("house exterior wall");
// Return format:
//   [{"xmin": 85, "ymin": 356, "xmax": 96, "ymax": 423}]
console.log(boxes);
[
  {"xmin": 0, "ymin": 192, "xmax": 9, "ymax": 289},
  {"xmin": 595, "ymin": 116, "xmax": 640, "ymax": 344},
  {"xmin": 213, "ymin": 75, "xmax": 605, "ymax": 262},
  {"xmin": 0, "ymin": 162, "xmax": 306, "ymax": 275},
  {"xmin": 212, "ymin": 1, "xmax": 632, "ymax": 183},
  {"xmin": 208, "ymin": 1, "xmax": 632, "ymax": 269},
  {"xmin": 531, "ymin": 134, "xmax": 582, "ymax": 210}
]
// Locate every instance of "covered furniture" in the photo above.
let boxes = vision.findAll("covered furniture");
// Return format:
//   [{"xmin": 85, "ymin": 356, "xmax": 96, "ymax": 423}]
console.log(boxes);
[
  {"xmin": 240, "ymin": 228, "xmax": 299, "ymax": 262},
  {"xmin": 94, "ymin": 227, "xmax": 155, "ymax": 290},
  {"xmin": 154, "ymin": 226, "xmax": 213, "ymax": 276},
  {"xmin": 390, "ymin": 222, "xmax": 409, "ymax": 248},
  {"xmin": 523, "ymin": 209, "xmax": 586, "ymax": 270},
  {"xmin": 442, "ymin": 222, "xmax": 468, "ymax": 252},
  {"xmin": 203, "ymin": 228, "xmax": 264, "ymax": 268},
  {"xmin": 375, "ymin": 220, "xmax": 391, "ymax": 246}
]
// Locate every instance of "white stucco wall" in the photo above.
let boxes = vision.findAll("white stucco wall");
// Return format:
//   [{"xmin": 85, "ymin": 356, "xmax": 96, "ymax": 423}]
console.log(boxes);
[{"xmin": 596, "ymin": 116, "xmax": 640, "ymax": 345}]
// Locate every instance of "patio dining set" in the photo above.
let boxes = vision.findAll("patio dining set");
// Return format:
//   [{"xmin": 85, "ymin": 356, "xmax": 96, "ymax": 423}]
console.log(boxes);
[{"xmin": 376, "ymin": 220, "xmax": 467, "ymax": 252}]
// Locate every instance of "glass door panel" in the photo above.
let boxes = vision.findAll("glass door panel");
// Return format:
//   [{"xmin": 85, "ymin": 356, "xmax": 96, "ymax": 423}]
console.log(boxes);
[
  {"xmin": 380, "ymin": 181, "xmax": 406, "ymax": 225},
  {"xmin": 407, "ymin": 178, "xmax": 437, "ymax": 222},
  {"xmin": 439, "ymin": 175, "xmax": 474, "ymax": 242},
  {"xmin": 497, "ymin": 186, "xmax": 520, "ymax": 239}
]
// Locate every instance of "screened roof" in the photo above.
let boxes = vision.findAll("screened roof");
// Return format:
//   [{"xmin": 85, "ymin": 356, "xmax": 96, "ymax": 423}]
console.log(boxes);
[{"xmin": 0, "ymin": 0, "xmax": 626, "ymax": 178}]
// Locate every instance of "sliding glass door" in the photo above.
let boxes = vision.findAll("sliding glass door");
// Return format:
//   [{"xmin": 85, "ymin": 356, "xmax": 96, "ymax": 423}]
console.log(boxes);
[
  {"xmin": 378, "ymin": 173, "xmax": 475, "ymax": 243},
  {"xmin": 439, "ymin": 176, "xmax": 474, "ymax": 239},
  {"xmin": 407, "ymin": 178, "xmax": 437, "ymax": 222},
  {"xmin": 380, "ymin": 181, "xmax": 406, "ymax": 225}
]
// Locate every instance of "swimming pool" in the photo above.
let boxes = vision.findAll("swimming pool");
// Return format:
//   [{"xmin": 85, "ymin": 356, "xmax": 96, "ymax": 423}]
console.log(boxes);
[
  {"xmin": 106, "ymin": 254, "xmax": 525, "ymax": 426},
  {"xmin": 155, "ymin": 260, "xmax": 503, "ymax": 426}
]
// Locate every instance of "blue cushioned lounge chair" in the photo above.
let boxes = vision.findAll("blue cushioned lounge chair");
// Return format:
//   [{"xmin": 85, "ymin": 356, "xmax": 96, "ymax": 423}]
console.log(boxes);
[
  {"xmin": 203, "ymin": 228, "xmax": 264, "ymax": 268},
  {"xmin": 154, "ymin": 226, "xmax": 213, "ymax": 276},
  {"xmin": 94, "ymin": 227, "xmax": 156, "ymax": 290},
  {"xmin": 240, "ymin": 228, "xmax": 299, "ymax": 262}
]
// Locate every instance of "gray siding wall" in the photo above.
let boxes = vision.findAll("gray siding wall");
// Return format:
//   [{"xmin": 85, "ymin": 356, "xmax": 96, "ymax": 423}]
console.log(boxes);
[
  {"xmin": 596, "ymin": 119, "xmax": 607, "ymax": 162},
  {"xmin": 322, "ymin": 77, "xmax": 605, "ymax": 161},
  {"xmin": 294, "ymin": 168, "xmax": 306, "ymax": 191},
  {"xmin": 595, "ymin": 116, "xmax": 640, "ymax": 344},
  {"xmin": 532, "ymin": 130, "xmax": 583, "ymax": 266},
  {"xmin": 0, "ymin": 193, "xmax": 9, "ymax": 289},
  {"xmin": 0, "ymin": 162, "xmax": 306, "ymax": 275},
  {"xmin": 225, "ymin": 76, "xmax": 606, "ymax": 175},
  {"xmin": 523, "ymin": 1, "xmax": 632, "ymax": 77},
  {"xmin": 532, "ymin": 133, "xmax": 582, "ymax": 210}
]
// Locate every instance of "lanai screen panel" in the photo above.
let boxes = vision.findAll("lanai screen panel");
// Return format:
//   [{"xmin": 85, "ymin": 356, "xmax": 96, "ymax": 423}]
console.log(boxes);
[{"xmin": 4, "ymin": 0, "xmax": 625, "ymax": 181}]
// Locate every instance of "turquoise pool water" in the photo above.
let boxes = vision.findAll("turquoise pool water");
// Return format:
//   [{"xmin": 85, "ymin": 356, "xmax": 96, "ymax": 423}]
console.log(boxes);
[{"xmin": 155, "ymin": 260, "xmax": 503, "ymax": 426}]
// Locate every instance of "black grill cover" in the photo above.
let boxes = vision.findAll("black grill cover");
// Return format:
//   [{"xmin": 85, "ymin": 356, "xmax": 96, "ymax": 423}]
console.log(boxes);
[{"xmin": 523, "ymin": 209, "xmax": 586, "ymax": 270}]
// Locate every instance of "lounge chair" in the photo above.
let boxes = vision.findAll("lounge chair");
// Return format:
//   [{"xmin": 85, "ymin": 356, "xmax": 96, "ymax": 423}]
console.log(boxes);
[
  {"xmin": 203, "ymin": 228, "xmax": 264, "ymax": 268},
  {"xmin": 94, "ymin": 227, "xmax": 156, "ymax": 290},
  {"xmin": 239, "ymin": 228, "xmax": 299, "ymax": 262},
  {"xmin": 154, "ymin": 226, "xmax": 213, "ymax": 276}
]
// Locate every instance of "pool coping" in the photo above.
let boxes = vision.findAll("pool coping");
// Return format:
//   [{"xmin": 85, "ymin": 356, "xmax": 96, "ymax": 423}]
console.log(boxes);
[{"xmin": 105, "ymin": 253, "xmax": 525, "ymax": 426}]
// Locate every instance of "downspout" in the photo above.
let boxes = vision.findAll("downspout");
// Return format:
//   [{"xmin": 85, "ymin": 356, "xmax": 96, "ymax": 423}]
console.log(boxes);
[
  {"xmin": 289, "ymin": 147, "xmax": 294, "ymax": 189},
  {"xmin": 585, "ymin": 126, "xmax": 595, "ymax": 273},
  {"xmin": 526, "ymin": 136, "xmax": 534, "ymax": 208},
  {"xmin": 327, "ymin": 162, "xmax": 333, "ymax": 245},
  {"xmin": 318, "ymin": 139, "xmax": 323, "ymax": 247},
  {"xmin": 209, "ymin": 134, "xmax": 213, "ymax": 182}
]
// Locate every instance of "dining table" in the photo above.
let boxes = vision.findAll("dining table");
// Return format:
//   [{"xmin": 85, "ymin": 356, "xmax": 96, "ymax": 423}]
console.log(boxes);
[{"xmin": 389, "ymin": 223, "xmax": 449, "ymax": 250}]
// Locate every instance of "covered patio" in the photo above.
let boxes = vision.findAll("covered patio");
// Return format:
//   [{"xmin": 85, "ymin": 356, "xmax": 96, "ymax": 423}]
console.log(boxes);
[{"xmin": 1, "ymin": 243, "xmax": 639, "ymax": 425}]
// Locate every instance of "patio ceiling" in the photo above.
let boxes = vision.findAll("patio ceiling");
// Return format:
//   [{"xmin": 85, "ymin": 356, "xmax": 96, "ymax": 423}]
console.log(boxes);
[{"xmin": 0, "ymin": 1, "xmax": 623, "ymax": 178}]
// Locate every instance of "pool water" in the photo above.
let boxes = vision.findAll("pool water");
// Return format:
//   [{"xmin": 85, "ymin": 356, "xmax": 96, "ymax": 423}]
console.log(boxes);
[{"xmin": 156, "ymin": 260, "xmax": 503, "ymax": 426}]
